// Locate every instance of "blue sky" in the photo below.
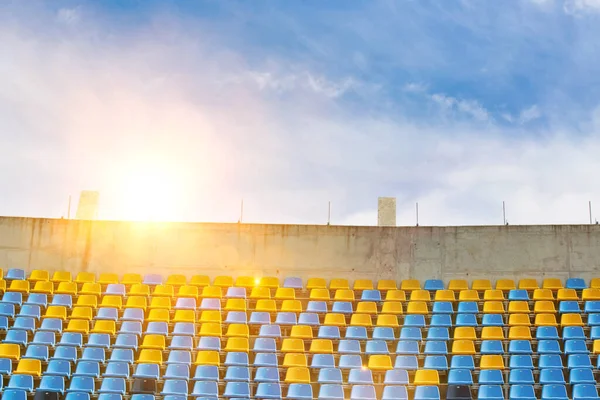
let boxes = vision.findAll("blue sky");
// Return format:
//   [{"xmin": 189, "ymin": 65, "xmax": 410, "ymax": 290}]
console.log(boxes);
[{"xmin": 2, "ymin": 0, "xmax": 600, "ymax": 225}]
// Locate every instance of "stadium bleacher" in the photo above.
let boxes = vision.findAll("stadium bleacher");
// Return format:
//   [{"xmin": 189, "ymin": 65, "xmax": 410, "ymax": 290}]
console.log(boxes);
[{"xmin": 0, "ymin": 269, "xmax": 599, "ymax": 399}]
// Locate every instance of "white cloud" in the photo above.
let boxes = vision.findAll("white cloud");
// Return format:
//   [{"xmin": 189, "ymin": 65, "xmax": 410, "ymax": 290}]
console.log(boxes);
[
  {"xmin": 56, "ymin": 7, "xmax": 81, "ymax": 25},
  {"xmin": 431, "ymin": 93, "xmax": 491, "ymax": 121},
  {"xmin": 518, "ymin": 105, "xmax": 542, "ymax": 124},
  {"xmin": 564, "ymin": 0, "xmax": 600, "ymax": 13}
]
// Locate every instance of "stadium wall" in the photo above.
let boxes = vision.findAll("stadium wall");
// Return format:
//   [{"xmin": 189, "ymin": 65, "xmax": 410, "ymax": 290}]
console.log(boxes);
[{"xmin": 1, "ymin": 217, "xmax": 600, "ymax": 282}]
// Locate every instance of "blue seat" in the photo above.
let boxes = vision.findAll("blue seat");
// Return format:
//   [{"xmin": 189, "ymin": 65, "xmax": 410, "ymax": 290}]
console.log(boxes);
[
  {"xmin": 559, "ymin": 301, "xmax": 580, "ymax": 313},
  {"xmin": 255, "ymin": 367, "xmax": 280, "ymax": 383},
  {"xmin": 573, "ymin": 384, "xmax": 600, "ymax": 400},
  {"xmin": 394, "ymin": 355, "xmax": 418, "ymax": 370},
  {"xmin": 253, "ymin": 352, "xmax": 278, "ymax": 367},
  {"xmin": 88, "ymin": 333, "xmax": 111, "ymax": 349},
  {"xmin": 53, "ymin": 346, "xmax": 77, "ymax": 362},
  {"xmin": 539, "ymin": 355, "xmax": 564, "ymax": 369},
  {"xmin": 0, "ymin": 316, "xmax": 8, "ymax": 331},
  {"xmin": 166, "ymin": 350, "xmax": 192, "ymax": 366},
  {"xmin": 133, "ymin": 363, "xmax": 160, "ymax": 380},
  {"xmin": 223, "ymin": 382, "xmax": 251, "ymax": 398},
  {"xmin": 0, "ymin": 357, "xmax": 11, "ymax": 374},
  {"xmin": 98, "ymin": 395, "xmax": 124, "ymax": 400},
  {"xmin": 509, "ymin": 385, "xmax": 535, "ymax": 400},
  {"xmin": 509, "ymin": 355, "xmax": 533, "ymax": 369},
  {"xmin": 65, "ymin": 394, "xmax": 92, "ymax": 400},
  {"xmin": 566, "ymin": 278, "xmax": 586, "ymax": 290},
  {"xmin": 287, "ymin": 383, "xmax": 313, "ymax": 400},
  {"xmin": 455, "ymin": 313, "xmax": 477, "ymax": 327},
  {"xmin": 283, "ymin": 277, "xmax": 303, "ymax": 289},
  {"xmin": 448, "ymin": 369, "xmax": 473, "ymax": 385},
  {"xmin": 338, "ymin": 339, "xmax": 361, "ymax": 354},
  {"xmin": 31, "ymin": 331, "xmax": 55, "ymax": 346},
  {"xmin": 423, "ymin": 341, "xmax": 447, "ymax": 355},
  {"xmin": 430, "ymin": 314, "xmax": 452, "ymax": 327},
  {"xmin": 570, "ymin": 368, "xmax": 596, "ymax": 384},
  {"xmin": 114, "ymin": 334, "xmax": 138, "ymax": 350},
  {"xmin": 119, "ymin": 321, "xmax": 142, "ymax": 336},
  {"xmin": 224, "ymin": 352, "xmax": 248, "ymax": 367},
  {"xmin": 318, "ymin": 326, "xmax": 341, "ymax": 340},
  {"xmin": 145, "ymin": 322, "xmax": 168, "ymax": 336},
  {"xmin": 275, "ymin": 312, "xmax": 297, "ymax": 325},
  {"xmin": 52, "ymin": 294, "xmax": 73, "ymax": 308},
  {"xmin": 198, "ymin": 336, "xmax": 221, "ymax": 351},
  {"xmin": 192, "ymin": 365, "xmax": 219, "ymax": 381},
  {"xmin": 174, "ymin": 298, "xmax": 196, "ymax": 310},
  {"xmin": 25, "ymin": 293, "xmax": 48, "ymax": 308},
  {"xmin": 426, "ymin": 327, "xmax": 449, "ymax": 341},
  {"xmin": 564, "ymin": 326, "xmax": 586, "ymax": 340},
  {"xmin": 98, "ymin": 378, "xmax": 126, "ymax": 395},
  {"xmin": 306, "ymin": 301, "xmax": 327, "ymax": 313},
  {"xmin": 538, "ymin": 340, "xmax": 561, "ymax": 354},
  {"xmin": 361, "ymin": 290, "xmax": 381, "ymax": 301},
  {"xmin": 568, "ymin": 354, "xmax": 593, "ymax": 369},
  {"xmin": 457, "ymin": 301, "xmax": 478, "ymax": 314},
  {"xmin": 540, "ymin": 368, "xmax": 565, "ymax": 385},
  {"xmin": 121, "ymin": 308, "xmax": 144, "ymax": 322},
  {"xmin": 225, "ymin": 287, "xmax": 247, "ymax": 298},
  {"xmin": 46, "ymin": 359, "xmax": 71, "ymax": 378},
  {"xmin": 383, "ymin": 369, "xmax": 409, "ymax": 385},
  {"xmin": 24, "ymin": 344, "xmax": 49, "ymax": 361},
  {"xmin": 480, "ymin": 340, "xmax": 504, "ymax": 355},
  {"xmin": 0, "ymin": 302, "xmax": 15, "ymax": 317},
  {"xmin": 249, "ymin": 312, "xmax": 270, "ymax": 325},
  {"xmin": 3, "ymin": 390, "xmax": 28, "ymax": 400},
  {"xmin": 345, "ymin": 326, "xmax": 368, "ymax": 340},
  {"xmin": 537, "ymin": 326, "xmax": 559, "ymax": 340},
  {"xmin": 256, "ymin": 383, "xmax": 282, "ymax": 399},
  {"xmin": 382, "ymin": 386, "xmax": 408, "ymax": 400},
  {"xmin": 191, "ymin": 381, "xmax": 218, "ymax": 397},
  {"xmin": 259, "ymin": 325, "xmax": 281, "ymax": 338},
  {"xmin": 432, "ymin": 301, "xmax": 453, "ymax": 314},
  {"xmin": 74, "ymin": 361, "xmax": 100, "ymax": 378},
  {"xmin": 318, "ymin": 368, "xmax": 343, "ymax": 384},
  {"xmin": 13, "ymin": 316, "xmax": 35, "ymax": 332},
  {"xmin": 479, "ymin": 370, "xmax": 504, "ymax": 385},
  {"xmin": 2, "ymin": 292, "xmax": 22, "ymax": 305},
  {"xmin": 199, "ymin": 298, "xmax": 221, "ymax": 311},
  {"xmin": 565, "ymin": 339, "xmax": 589, "ymax": 354},
  {"xmin": 161, "ymin": 380, "xmax": 188, "ymax": 396},
  {"xmin": 396, "ymin": 340, "xmax": 419, "ymax": 354},
  {"xmin": 509, "ymin": 369, "xmax": 534, "ymax": 385},
  {"xmin": 18, "ymin": 303, "xmax": 39, "ymax": 319},
  {"xmin": 143, "ymin": 274, "xmax": 163, "ymax": 285},
  {"xmin": 424, "ymin": 279, "xmax": 444, "ymax": 291},
  {"xmin": 96, "ymin": 308, "xmax": 118, "ymax": 321},
  {"xmin": 541, "ymin": 384, "xmax": 568, "ymax": 400},
  {"xmin": 508, "ymin": 290, "xmax": 529, "ymax": 301},
  {"xmin": 339, "ymin": 354, "xmax": 362, "ymax": 369},
  {"xmin": 105, "ymin": 284, "xmax": 125, "ymax": 296},
  {"xmin": 481, "ymin": 314, "xmax": 504, "ymax": 326},
  {"xmin": 332, "ymin": 301, "xmax": 353, "ymax": 314},
  {"xmin": 311, "ymin": 353, "xmax": 335, "ymax": 369},
  {"xmin": 104, "ymin": 362, "xmax": 130, "ymax": 378},
  {"xmin": 509, "ymin": 340, "xmax": 532, "ymax": 354},
  {"xmin": 169, "ymin": 336, "xmax": 192, "ymax": 351},
  {"xmin": 399, "ymin": 327, "xmax": 422, "ymax": 341},
  {"xmin": 451, "ymin": 355, "xmax": 475, "ymax": 370},
  {"xmin": 318, "ymin": 384, "xmax": 344, "ymax": 400},
  {"xmin": 590, "ymin": 322, "xmax": 600, "ymax": 336},
  {"xmin": 225, "ymin": 311, "xmax": 247, "ymax": 324},
  {"xmin": 298, "ymin": 312, "xmax": 319, "ymax": 326},
  {"xmin": 424, "ymin": 355, "xmax": 448, "ymax": 370},
  {"xmin": 403, "ymin": 315, "xmax": 425, "ymax": 327},
  {"xmin": 8, "ymin": 374, "xmax": 34, "ymax": 391},
  {"xmin": 82, "ymin": 347, "xmax": 105, "ymax": 363},
  {"xmin": 350, "ymin": 385, "xmax": 377, "ymax": 400},
  {"xmin": 6, "ymin": 269, "xmax": 25, "ymax": 280},
  {"xmin": 4, "ymin": 329, "xmax": 28, "ymax": 346},
  {"xmin": 478, "ymin": 385, "xmax": 504, "ymax": 400},
  {"xmin": 584, "ymin": 301, "xmax": 600, "ymax": 313},
  {"xmin": 130, "ymin": 396, "xmax": 154, "ymax": 400},
  {"xmin": 164, "ymin": 364, "xmax": 190, "ymax": 380},
  {"xmin": 414, "ymin": 385, "xmax": 441, "ymax": 400},
  {"xmin": 366, "ymin": 340, "xmax": 389, "ymax": 355},
  {"xmin": 68, "ymin": 376, "xmax": 95, "ymax": 394},
  {"xmin": 253, "ymin": 338, "xmax": 276, "ymax": 353}
]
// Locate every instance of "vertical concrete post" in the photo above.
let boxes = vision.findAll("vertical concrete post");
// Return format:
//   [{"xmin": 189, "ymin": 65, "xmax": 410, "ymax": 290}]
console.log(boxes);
[{"xmin": 378, "ymin": 197, "xmax": 397, "ymax": 227}]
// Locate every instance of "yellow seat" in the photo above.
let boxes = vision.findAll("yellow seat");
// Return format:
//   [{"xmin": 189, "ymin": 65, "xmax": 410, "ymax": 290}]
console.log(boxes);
[
  {"xmin": 52, "ymin": 271, "xmax": 72, "ymax": 283},
  {"xmin": 330, "ymin": 279, "xmax": 349, "ymax": 290},
  {"xmin": 177, "ymin": 285, "xmax": 199, "ymax": 299},
  {"xmin": 356, "ymin": 302, "xmax": 378, "ymax": 315},
  {"xmin": 44, "ymin": 305, "xmax": 67, "ymax": 320},
  {"xmin": 376, "ymin": 314, "xmax": 399, "ymax": 328},
  {"xmin": 173, "ymin": 310, "xmax": 195, "ymax": 323},
  {"xmin": 255, "ymin": 299, "xmax": 277, "ymax": 312},
  {"xmin": 200, "ymin": 310, "xmax": 221, "ymax": 324},
  {"xmin": 400, "ymin": 280, "xmax": 421, "ymax": 291},
  {"xmin": 290, "ymin": 325, "xmax": 313, "ymax": 339},
  {"xmin": 259, "ymin": 277, "xmax": 280, "ymax": 289},
  {"xmin": 126, "ymin": 296, "xmax": 147, "ymax": 311},
  {"xmin": 250, "ymin": 287, "xmax": 271, "ymax": 300},
  {"xmin": 98, "ymin": 273, "xmax": 119, "ymax": 285},
  {"xmin": 518, "ymin": 279, "xmax": 539, "ymax": 290},
  {"xmin": 381, "ymin": 302, "xmax": 403, "ymax": 315},
  {"xmin": 166, "ymin": 274, "xmax": 187, "ymax": 286},
  {"xmin": 100, "ymin": 295, "xmax": 122, "ymax": 310},
  {"xmin": 483, "ymin": 290, "xmax": 505, "ymax": 301},
  {"xmin": 80, "ymin": 283, "xmax": 101, "ymax": 296},
  {"xmin": 76, "ymin": 295, "xmax": 98, "ymax": 308},
  {"xmin": 452, "ymin": 340, "xmax": 476, "ymax": 355},
  {"xmin": 591, "ymin": 278, "xmax": 600, "ymax": 289},
  {"xmin": 71, "ymin": 307, "xmax": 93, "ymax": 321},
  {"xmin": 190, "ymin": 275, "xmax": 210, "ymax": 287},
  {"xmin": 226, "ymin": 323, "xmax": 249, "ymax": 338},
  {"xmin": 199, "ymin": 322, "xmax": 222, "ymax": 337},
  {"xmin": 472, "ymin": 279, "xmax": 492, "ymax": 291},
  {"xmin": 534, "ymin": 301, "xmax": 556, "ymax": 314},
  {"xmin": 234, "ymin": 276, "xmax": 255, "ymax": 288},
  {"xmin": 533, "ymin": 289, "xmax": 554, "ymax": 301},
  {"xmin": 29, "ymin": 269, "xmax": 49, "ymax": 282},
  {"xmin": 353, "ymin": 279, "xmax": 373, "ymax": 291},
  {"xmin": 75, "ymin": 272, "xmax": 96, "ymax": 285},
  {"xmin": 281, "ymin": 299, "xmax": 302, "ymax": 313},
  {"xmin": 147, "ymin": 309, "xmax": 170, "ymax": 323},
  {"xmin": 542, "ymin": 278, "xmax": 563, "ymax": 290},
  {"xmin": 309, "ymin": 288, "xmax": 330, "ymax": 301},
  {"xmin": 129, "ymin": 284, "xmax": 150, "ymax": 296},
  {"xmin": 377, "ymin": 280, "xmax": 397, "ymax": 291},
  {"xmin": 122, "ymin": 273, "xmax": 142, "ymax": 285},
  {"xmin": 284, "ymin": 353, "xmax": 308, "ymax": 368},
  {"xmin": 153, "ymin": 284, "xmax": 174, "ymax": 297},
  {"xmin": 140, "ymin": 334, "xmax": 166, "ymax": 350},
  {"xmin": 201, "ymin": 286, "xmax": 222, "ymax": 299},
  {"xmin": 274, "ymin": 288, "xmax": 295, "ymax": 300},
  {"xmin": 0, "ymin": 343, "xmax": 20, "ymax": 360},
  {"xmin": 448, "ymin": 280, "xmax": 469, "ymax": 291},
  {"xmin": 323, "ymin": 313, "xmax": 346, "ymax": 326},
  {"xmin": 350, "ymin": 314, "xmax": 372, "ymax": 327},
  {"xmin": 15, "ymin": 359, "xmax": 41, "ymax": 376},
  {"xmin": 406, "ymin": 301, "xmax": 428, "ymax": 314},
  {"xmin": 458, "ymin": 290, "xmax": 480, "ymax": 301},
  {"xmin": 138, "ymin": 349, "xmax": 163, "ymax": 365},
  {"xmin": 535, "ymin": 313, "xmax": 558, "ymax": 326},
  {"xmin": 582, "ymin": 288, "xmax": 600, "ymax": 301},
  {"xmin": 0, "ymin": 280, "xmax": 5, "ymax": 293},
  {"xmin": 195, "ymin": 350, "xmax": 219, "ymax": 366},
  {"xmin": 213, "ymin": 276, "xmax": 234, "ymax": 288},
  {"xmin": 414, "ymin": 369, "xmax": 440, "ymax": 385},
  {"xmin": 561, "ymin": 313, "xmax": 584, "ymax": 326},
  {"xmin": 281, "ymin": 338, "xmax": 305, "ymax": 353},
  {"xmin": 31, "ymin": 281, "xmax": 54, "ymax": 295},
  {"xmin": 509, "ymin": 326, "xmax": 532, "ymax": 339},
  {"xmin": 454, "ymin": 327, "xmax": 477, "ymax": 340},
  {"xmin": 385, "ymin": 290, "xmax": 406, "ymax": 302},
  {"xmin": 483, "ymin": 301, "xmax": 505, "ymax": 314},
  {"xmin": 225, "ymin": 299, "xmax": 246, "ymax": 312},
  {"xmin": 285, "ymin": 366, "xmax": 311, "ymax": 384},
  {"xmin": 149, "ymin": 297, "xmax": 171, "ymax": 310},
  {"xmin": 368, "ymin": 354, "xmax": 393, "ymax": 371},
  {"xmin": 225, "ymin": 337, "xmax": 249, "ymax": 352},
  {"xmin": 593, "ymin": 339, "xmax": 600, "ymax": 354},
  {"xmin": 508, "ymin": 301, "xmax": 530, "ymax": 313},
  {"xmin": 557, "ymin": 288, "xmax": 578, "ymax": 301},
  {"xmin": 481, "ymin": 326, "xmax": 505, "ymax": 340},
  {"xmin": 55, "ymin": 282, "xmax": 77, "ymax": 295},
  {"xmin": 8, "ymin": 280, "xmax": 30, "ymax": 293},
  {"xmin": 480, "ymin": 355, "xmax": 505, "ymax": 369},
  {"xmin": 410, "ymin": 290, "xmax": 431, "ymax": 302},
  {"xmin": 334, "ymin": 289, "xmax": 355, "ymax": 301},
  {"xmin": 496, "ymin": 279, "xmax": 516, "ymax": 291},
  {"xmin": 92, "ymin": 320, "xmax": 116, "ymax": 335},
  {"xmin": 65, "ymin": 319, "xmax": 90, "ymax": 334},
  {"xmin": 306, "ymin": 278, "xmax": 327, "ymax": 290},
  {"xmin": 435, "ymin": 290, "xmax": 456, "ymax": 302}
]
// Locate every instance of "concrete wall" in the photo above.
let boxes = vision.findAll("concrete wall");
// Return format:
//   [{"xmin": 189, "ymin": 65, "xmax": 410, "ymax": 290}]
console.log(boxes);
[{"xmin": 1, "ymin": 217, "xmax": 600, "ymax": 283}]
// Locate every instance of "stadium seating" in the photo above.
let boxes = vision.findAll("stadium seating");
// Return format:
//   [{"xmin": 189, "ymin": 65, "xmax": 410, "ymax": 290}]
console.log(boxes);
[{"xmin": 1, "ymin": 272, "xmax": 600, "ymax": 399}]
